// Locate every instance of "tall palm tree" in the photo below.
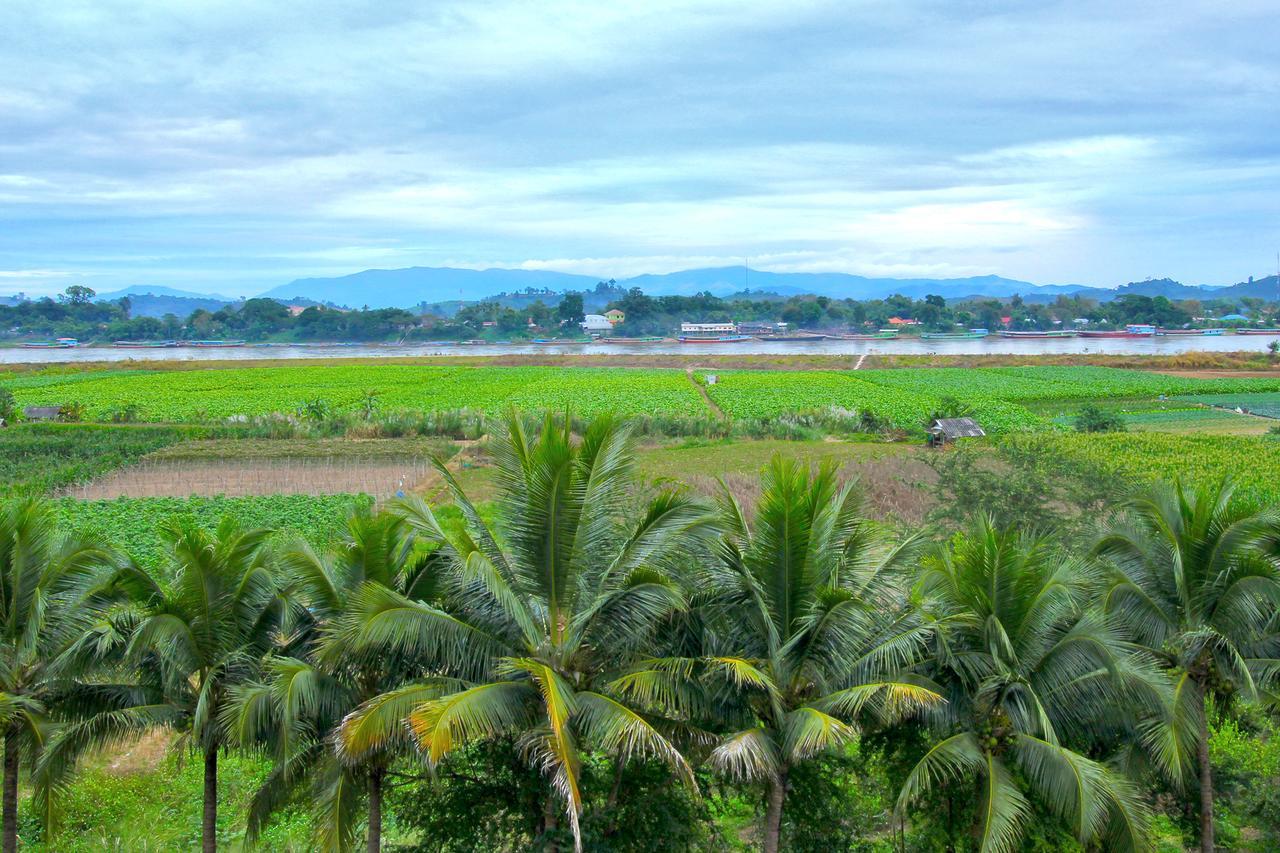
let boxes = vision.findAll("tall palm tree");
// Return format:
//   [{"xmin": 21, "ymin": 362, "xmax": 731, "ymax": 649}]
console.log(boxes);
[
  {"xmin": 336, "ymin": 412, "xmax": 719, "ymax": 850},
  {"xmin": 898, "ymin": 517, "xmax": 1160, "ymax": 853},
  {"xmin": 1095, "ymin": 479, "xmax": 1280, "ymax": 853},
  {"xmin": 658, "ymin": 456, "xmax": 937, "ymax": 853},
  {"xmin": 0, "ymin": 499, "xmax": 118, "ymax": 853},
  {"xmin": 224, "ymin": 507, "xmax": 443, "ymax": 852},
  {"xmin": 43, "ymin": 516, "xmax": 282, "ymax": 853}
]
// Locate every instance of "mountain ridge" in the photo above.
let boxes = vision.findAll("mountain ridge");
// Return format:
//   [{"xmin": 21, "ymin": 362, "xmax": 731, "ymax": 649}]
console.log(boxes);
[{"xmin": 256, "ymin": 265, "xmax": 1280, "ymax": 309}]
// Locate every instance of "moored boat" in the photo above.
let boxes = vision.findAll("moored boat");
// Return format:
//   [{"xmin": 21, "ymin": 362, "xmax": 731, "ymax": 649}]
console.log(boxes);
[
  {"xmin": 997, "ymin": 330, "xmax": 1078, "ymax": 338},
  {"xmin": 592, "ymin": 336, "xmax": 666, "ymax": 344},
  {"xmin": 1079, "ymin": 326, "xmax": 1155, "ymax": 338},
  {"xmin": 921, "ymin": 329, "xmax": 989, "ymax": 340},
  {"xmin": 114, "ymin": 340, "xmax": 178, "ymax": 348},
  {"xmin": 837, "ymin": 330, "xmax": 898, "ymax": 340},
  {"xmin": 677, "ymin": 334, "xmax": 753, "ymax": 343},
  {"xmin": 22, "ymin": 340, "xmax": 76, "ymax": 348},
  {"xmin": 757, "ymin": 332, "xmax": 829, "ymax": 341},
  {"xmin": 189, "ymin": 339, "xmax": 247, "ymax": 348},
  {"xmin": 532, "ymin": 338, "xmax": 592, "ymax": 345},
  {"xmin": 1234, "ymin": 328, "xmax": 1280, "ymax": 335},
  {"xmin": 1156, "ymin": 328, "xmax": 1226, "ymax": 336}
]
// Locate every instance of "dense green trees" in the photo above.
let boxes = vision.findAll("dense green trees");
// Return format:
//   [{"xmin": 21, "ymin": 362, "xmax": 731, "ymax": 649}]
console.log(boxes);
[
  {"xmin": 2, "ymin": 420, "xmax": 1279, "ymax": 851},
  {"xmin": 1096, "ymin": 480, "xmax": 1280, "ymax": 852},
  {"xmin": 337, "ymin": 413, "xmax": 717, "ymax": 850},
  {"xmin": 0, "ymin": 500, "xmax": 119, "ymax": 853},
  {"xmin": 692, "ymin": 457, "xmax": 934, "ymax": 852},
  {"xmin": 899, "ymin": 520, "xmax": 1159, "ymax": 852}
]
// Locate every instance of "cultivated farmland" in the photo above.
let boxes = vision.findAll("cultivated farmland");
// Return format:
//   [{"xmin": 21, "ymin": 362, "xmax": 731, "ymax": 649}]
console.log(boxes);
[{"xmin": 10, "ymin": 362, "xmax": 1280, "ymax": 432}]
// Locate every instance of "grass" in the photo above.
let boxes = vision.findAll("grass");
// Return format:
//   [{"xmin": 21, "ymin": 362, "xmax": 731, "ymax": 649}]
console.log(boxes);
[{"xmin": 24, "ymin": 739, "xmax": 310, "ymax": 852}]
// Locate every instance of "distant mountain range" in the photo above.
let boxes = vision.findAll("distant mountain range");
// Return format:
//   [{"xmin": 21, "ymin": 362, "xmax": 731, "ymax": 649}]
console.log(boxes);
[
  {"xmin": 256, "ymin": 265, "xmax": 1280, "ymax": 309},
  {"xmin": 7, "ymin": 267, "xmax": 1277, "ymax": 315},
  {"xmin": 94, "ymin": 286, "xmax": 238, "ymax": 318}
]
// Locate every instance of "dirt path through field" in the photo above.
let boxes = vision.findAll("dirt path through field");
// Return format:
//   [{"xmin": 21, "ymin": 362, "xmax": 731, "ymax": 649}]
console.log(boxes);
[{"xmin": 685, "ymin": 366, "xmax": 725, "ymax": 418}]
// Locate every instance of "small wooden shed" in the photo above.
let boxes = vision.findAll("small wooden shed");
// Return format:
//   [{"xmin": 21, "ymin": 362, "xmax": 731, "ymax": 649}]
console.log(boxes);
[
  {"xmin": 927, "ymin": 417, "xmax": 985, "ymax": 447},
  {"xmin": 23, "ymin": 406, "xmax": 61, "ymax": 422}
]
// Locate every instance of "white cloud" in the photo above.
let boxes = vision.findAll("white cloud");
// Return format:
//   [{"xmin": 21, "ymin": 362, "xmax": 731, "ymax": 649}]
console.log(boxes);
[{"xmin": 0, "ymin": 0, "xmax": 1277, "ymax": 292}]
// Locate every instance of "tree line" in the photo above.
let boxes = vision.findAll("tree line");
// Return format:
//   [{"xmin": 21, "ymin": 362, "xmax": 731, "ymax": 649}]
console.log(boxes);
[
  {"xmin": 7, "ymin": 284, "xmax": 1277, "ymax": 344},
  {"xmin": 2, "ymin": 413, "xmax": 1278, "ymax": 851}
]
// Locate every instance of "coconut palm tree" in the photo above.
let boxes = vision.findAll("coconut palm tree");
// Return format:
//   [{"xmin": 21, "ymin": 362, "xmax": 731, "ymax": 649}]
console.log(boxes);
[
  {"xmin": 1095, "ymin": 479, "xmax": 1280, "ymax": 853},
  {"xmin": 650, "ymin": 455, "xmax": 937, "ymax": 853},
  {"xmin": 897, "ymin": 518, "xmax": 1160, "ymax": 853},
  {"xmin": 0, "ymin": 499, "xmax": 119, "ymax": 853},
  {"xmin": 336, "ymin": 412, "xmax": 719, "ymax": 850},
  {"xmin": 224, "ymin": 507, "xmax": 444, "ymax": 852},
  {"xmin": 42, "ymin": 516, "xmax": 282, "ymax": 853}
]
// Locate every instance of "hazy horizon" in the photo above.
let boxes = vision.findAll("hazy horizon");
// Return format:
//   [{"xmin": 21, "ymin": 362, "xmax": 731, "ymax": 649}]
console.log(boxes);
[{"xmin": 2, "ymin": 1, "xmax": 1278, "ymax": 297}]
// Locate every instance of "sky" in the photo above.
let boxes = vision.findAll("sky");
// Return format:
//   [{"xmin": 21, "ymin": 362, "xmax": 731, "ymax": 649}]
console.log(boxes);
[{"xmin": 1, "ymin": 0, "xmax": 1278, "ymax": 298}]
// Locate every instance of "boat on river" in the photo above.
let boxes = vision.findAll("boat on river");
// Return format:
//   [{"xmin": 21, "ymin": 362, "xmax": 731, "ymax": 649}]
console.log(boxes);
[
  {"xmin": 592, "ymin": 336, "xmax": 666, "ymax": 344},
  {"xmin": 1234, "ymin": 328, "xmax": 1280, "ymax": 335},
  {"xmin": 677, "ymin": 334, "xmax": 753, "ymax": 343},
  {"xmin": 835, "ymin": 330, "xmax": 898, "ymax": 340},
  {"xmin": 1080, "ymin": 325, "xmax": 1155, "ymax": 339},
  {"xmin": 189, "ymin": 339, "xmax": 247, "ymax": 348},
  {"xmin": 997, "ymin": 330, "xmax": 1078, "ymax": 339},
  {"xmin": 532, "ymin": 338, "xmax": 592, "ymax": 345},
  {"xmin": 114, "ymin": 340, "xmax": 178, "ymax": 348},
  {"xmin": 921, "ymin": 329, "xmax": 989, "ymax": 340},
  {"xmin": 22, "ymin": 339, "xmax": 77, "ymax": 349},
  {"xmin": 1156, "ymin": 328, "xmax": 1225, "ymax": 336},
  {"xmin": 756, "ymin": 332, "xmax": 829, "ymax": 341}
]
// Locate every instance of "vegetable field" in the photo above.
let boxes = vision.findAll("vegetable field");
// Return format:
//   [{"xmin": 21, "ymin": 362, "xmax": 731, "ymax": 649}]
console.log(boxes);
[
  {"xmin": 5, "ymin": 365, "xmax": 702, "ymax": 421},
  {"xmin": 0, "ymin": 423, "xmax": 194, "ymax": 498},
  {"xmin": 1175, "ymin": 391, "xmax": 1280, "ymax": 419},
  {"xmin": 51, "ymin": 494, "xmax": 374, "ymax": 572},
  {"xmin": 1004, "ymin": 432, "xmax": 1280, "ymax": 507},
  {"xmin": 7, "ymin": 363, "xmax": 1280, "ymax": 432}
]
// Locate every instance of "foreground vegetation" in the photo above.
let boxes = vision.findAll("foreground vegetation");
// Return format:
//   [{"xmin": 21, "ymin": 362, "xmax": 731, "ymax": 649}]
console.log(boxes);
[{"xmin": 1, "ymin": 411, "xmax": 1278, "ymax": 852}]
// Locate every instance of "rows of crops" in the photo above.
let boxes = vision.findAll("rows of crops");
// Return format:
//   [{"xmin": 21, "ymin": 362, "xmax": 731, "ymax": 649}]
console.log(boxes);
[
  {"xmin": 1175, "ymin": 391, "xmax": 1280, "ymax": 419},
  {"xmin": 51, "ymin": 494, "xmax": 375, "ymax": 573},
  {"xmin": 0, "ymin": 424, "xmax": 196, "ymax": 498},
  {"xmin": 1004, "ymin": 432, "xmax": 1280, "ymax": 507},
  {"xmin": 9, "ymin": 363, "xmax": 1280, "ymax": 431},
  {"xmin": 701, "ymin": 367, "xmax": 1280, "ymax": 432},
  {"xmin": 4, "ymin": 365, "xmax": 703, "ymax": 421}
]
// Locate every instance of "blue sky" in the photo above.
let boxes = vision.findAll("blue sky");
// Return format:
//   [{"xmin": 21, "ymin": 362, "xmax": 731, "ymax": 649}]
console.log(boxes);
[{"xmin": 1, "ymin": 0, "xmax": 1278, "ymax": 297}]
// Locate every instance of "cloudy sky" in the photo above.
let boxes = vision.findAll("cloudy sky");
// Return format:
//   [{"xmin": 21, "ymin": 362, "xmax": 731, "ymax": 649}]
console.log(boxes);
[{"xmin": 2, "ymin": 0, "xmax": 1278, "ymax": 297}]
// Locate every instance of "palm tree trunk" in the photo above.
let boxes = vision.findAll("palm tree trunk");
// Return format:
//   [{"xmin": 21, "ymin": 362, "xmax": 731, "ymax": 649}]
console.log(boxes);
[
  {"xmin": 202, "ymin": 747, "xmax": 218, "ymax": 853},
  {"xmin": 762, "ymin": 767, "xmax": 788, "ymax": 853},
  {"xmin": 2, "ymin": 728, "xmax": 18, "ymax": 853},
  {"xmin": 367, "ymin": 767, "xmax": 384, "ymax": 853},
  {"xmin": 542, "ymin": 794, "xmax": 559, "ymax": 852},
  {"xmin": 1197, "ymin": 691, "xmax": 1215, "ymax": 853}
]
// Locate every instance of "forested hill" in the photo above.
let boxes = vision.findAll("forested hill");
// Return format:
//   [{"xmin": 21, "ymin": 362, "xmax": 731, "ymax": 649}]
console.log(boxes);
[{"xmin": 256, "ymin": 265, "xmax": 1280, "ymax": 309}]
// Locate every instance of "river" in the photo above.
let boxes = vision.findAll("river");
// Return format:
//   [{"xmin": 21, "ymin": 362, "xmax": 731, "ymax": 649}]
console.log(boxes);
[{"xmin": 3, "ymin": 334, "xmax": 1278, "ymax": 364}]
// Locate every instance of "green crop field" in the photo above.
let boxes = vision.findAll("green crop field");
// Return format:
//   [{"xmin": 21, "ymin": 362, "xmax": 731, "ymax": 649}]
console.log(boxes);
[
  {"xmin": 8, "ymin": 363, "xmax": 1280, "ymax": 431},
  {"xmin": 1175, "ymin": 391, "xmax": 1280, "ymax": 419},
  {"xmin": 0, "ymin": 423, "xmax": 195, "ymax": 498},
  {"xmin": 700, "ymin": 370, "xmax": 1044, "ymax": 431},
  {"xmin": 51, "ymin": 494, "xmax": 375, "ymax": 573},
  {"xmin": 1004, "ymin": 432, "xmax": 1280, "ymax": 507},
  {"xmin": 4, "ymin": 365, "xmax": 703, "ymax": 421}
]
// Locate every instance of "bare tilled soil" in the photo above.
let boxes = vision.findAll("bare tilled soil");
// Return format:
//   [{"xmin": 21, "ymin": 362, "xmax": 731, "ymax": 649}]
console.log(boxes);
[{"xmin": 66, "ymin": 458, "xmax": 437, "ymax": 499}]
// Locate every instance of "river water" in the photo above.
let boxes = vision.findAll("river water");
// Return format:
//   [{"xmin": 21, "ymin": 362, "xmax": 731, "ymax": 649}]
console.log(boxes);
[{"xmin": 3, "ymin": 334, "xmax": 1278, "ymax": 364}]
